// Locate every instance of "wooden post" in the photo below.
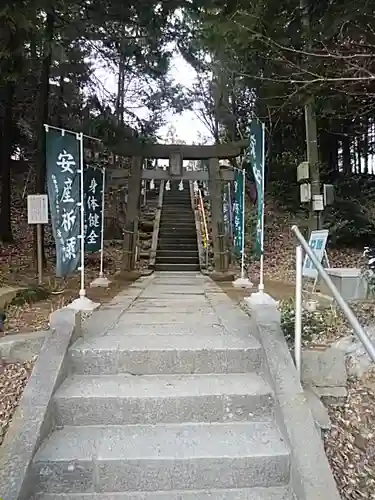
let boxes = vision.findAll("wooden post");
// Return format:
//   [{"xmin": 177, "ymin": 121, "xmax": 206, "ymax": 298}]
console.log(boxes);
[
  {"xmin": 123, "ymin": 156, "xmax": 142, "ymax": 270},
  {"xmin": 208, "ymin": 158, "xmax": 225, "ymax": 272}
]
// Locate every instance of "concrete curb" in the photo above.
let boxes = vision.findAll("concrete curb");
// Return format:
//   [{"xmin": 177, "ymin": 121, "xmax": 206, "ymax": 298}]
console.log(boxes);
[
  {"xmin": 205, "ymin": 285, "xmax": 341, "ymax": 500},
  {"xmin": 250, "ymin": 306, "xmax": 340, "ymax": 500},
  {"xmin": 0, "ymin": 308, "xmax": 82, "ymax": 500}
]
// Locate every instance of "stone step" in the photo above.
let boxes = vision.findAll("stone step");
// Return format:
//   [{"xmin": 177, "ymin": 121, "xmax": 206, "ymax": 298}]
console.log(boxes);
[
  {"xmin": 157, "ymin": 248, "xmax": 198, "ymax": 255},
  {"xmin": 160, "ymin": 221, "xmax": 195, "ymax": 225},
  {"xmin": 160, "ymin": 213, "xmax": 194, "ymax": 218},
  {"xmin": 159, "ymin": 223, "xmax": 196, "ymax": 228},
  {"xmin": 158, "ymin": 232, "xmax": 197, "ymax": 238},
  {"xmin": 162, "ymin": 205, "xmax": 192, "ymax": 210},
  {"xmin": 157, "ymin": 250, "xmax": 198, "ymax": 257},
  {"xmin": 32, "ymin": 422, "xmax": 290, "ymax": 493},
  {"xmin": 36, "ymin": 485, "xmax": 294, "ymax": 499},
  {"xmin": 161, "ymin": 209, "xmax": 193, "ymax": 213},
  {"xmin": 164, "ymin": 193, "xmax": 191, "ymax": 198},
  {"xmin": 156, "ymin": 250, "xmax": 198, "ymax": 257},
  {"xmin": 162, "ymin": 205, "xmax": 193, "ymax": 210},
  {"xmin": 159, "ymin": 220, "xmax": 196, "ymax": 226},
  {"xmin": 160, "ymin": 221, "xmax": 195, "ymax": 226},
  {"xmin": 159, "ymin": 229, "xmax": 196, "ymax": 234},
  {"xmin": 158, "ymin": 241, "xmax": 198, "ymax": 248},
  {"xmin": 68, "ymin": 334, "xmax": 263, "ymax": 375},
  {"xmin": 163, "ymin": 200, "xmax": 191, "ymax": 205},
  {"xmin": 54, "ymin": 373, "xmax": 274, "ymax": 426},
  {"xmin": 154, "ymin": 263, "xmax": 201, "ymax": 272},
  {"xmin": 155, "ymin": 256, "xmax": 200, "ymax": 264},
  {"xmin": 160, "ymin": 216, "xmax": 195, "ymax": 222},
  {"xmin": 158, "ymin": 233, "xmax": 197, "ymax": 240}
]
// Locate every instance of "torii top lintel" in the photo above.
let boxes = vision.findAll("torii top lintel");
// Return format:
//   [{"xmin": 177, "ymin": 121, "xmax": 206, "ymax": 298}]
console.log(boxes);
[{"xmin": 113, "ymin": 139, "xmax": 248, "ymax": 160}]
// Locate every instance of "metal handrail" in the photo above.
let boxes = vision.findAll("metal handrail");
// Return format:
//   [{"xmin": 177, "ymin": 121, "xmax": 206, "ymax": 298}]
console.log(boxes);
[
  {"xmin": 292, "ymin": 225, "xmax": 375, "ymax": 378},
  {"xmin": 198, "ymin": 188, "xmax": 209, "ymax": 268}
]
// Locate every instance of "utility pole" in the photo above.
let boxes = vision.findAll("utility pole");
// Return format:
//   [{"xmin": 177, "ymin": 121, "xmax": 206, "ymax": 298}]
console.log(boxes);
[{"xmin": 300, "ymin": 0, "xmax": 321, "ymax": 231}]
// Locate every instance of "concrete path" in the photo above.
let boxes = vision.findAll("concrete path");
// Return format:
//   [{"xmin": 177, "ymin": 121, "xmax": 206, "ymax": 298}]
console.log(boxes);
[{"xmin": 32, "ymin": 272, "xmax": 294, "ymax": 499}]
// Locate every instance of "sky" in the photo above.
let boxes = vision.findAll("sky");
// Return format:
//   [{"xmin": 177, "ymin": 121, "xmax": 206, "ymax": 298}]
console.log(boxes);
[
  {"xmin": 95, "ymin": 51, "xmax": 211, "ymax": 145},
  {"xmin": 158, "ymin": 55, "xmax": 211, "ymax": 144}
]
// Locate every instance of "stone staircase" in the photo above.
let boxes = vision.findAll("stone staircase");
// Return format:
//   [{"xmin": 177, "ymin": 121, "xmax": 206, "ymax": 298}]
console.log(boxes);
[
  {"xmin": 155, "ymin": 181, "xmax": 200, "ymax": 272},
  {"xmin": 30, "ymin": 273, "xmax": 296, "ymax": 499}
]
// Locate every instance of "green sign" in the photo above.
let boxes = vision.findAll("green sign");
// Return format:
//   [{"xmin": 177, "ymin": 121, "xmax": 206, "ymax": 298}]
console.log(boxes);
[
  {"xmin": 232, "ymin": 169, "xmax": 244, "ymax": 254},
  {"xmin": 248, "ymin": 119, "xmax": 265, "ymax": 258},
  {"xmin": 46, "ymin": 129, "xmax": 81, "ymax": 277},
  {"xmin": 84, "ymin": 165, "xmax": 103, "ymax": 253}
]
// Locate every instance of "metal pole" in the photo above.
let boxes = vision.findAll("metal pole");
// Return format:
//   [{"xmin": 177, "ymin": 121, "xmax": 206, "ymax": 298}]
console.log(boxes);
[
  {"xmin": 240, "ymin": 168, "xmax": 246, "ymax": 279},
  {"xmin": 79, "ymin": 132, "xmax": 86, "ymax": 298},
  {"xmin": 295, "ymin": 245, "xmax": 303, "ymax": 378},
  {"xmin": 36, "ymin": 223, "xmax": 43, "ymax": 285},
  {"xmin": 99, "ymin": 167, "xmax": 106, "ymax": 278},
  {"xmin": 292, "ymin": 225, "xmax": 375, "ymax": 362},
  {"xmin": 259, "ymin": 122, "xmax": 266, "ymax": 292}
]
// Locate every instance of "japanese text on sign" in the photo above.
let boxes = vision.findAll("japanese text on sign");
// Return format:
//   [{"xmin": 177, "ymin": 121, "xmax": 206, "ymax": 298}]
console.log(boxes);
[
  {"xmin": 57, "ymin": 150, "xmax": 78, "ymax": 263},
  {"xmin": 46, "ymin": 128, "xmax": 81, "ymax": 278},
  {"xmin": 302, "ymin": 229, "xmax": 329, "ymax": 279},
  {"xmin": 84, "ymin": 166, "xmax": 103, "ymax": 253}
]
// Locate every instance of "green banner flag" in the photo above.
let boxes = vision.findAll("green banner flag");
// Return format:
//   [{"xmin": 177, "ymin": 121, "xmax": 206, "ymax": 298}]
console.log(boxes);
[
  {"xmin": 46, "ymin": 129, "xmax": 81, "ymax": 277},
  {"xmin": 84, "ymin": 165, "xmax": 103, "ymax": 253},
  {"xmin": 248, "ymin": 119, "xmax": 265, "ymax": 258},
  {"xmin": 232, "ymin": 169, "xmax": 244, "ymax": 255}
]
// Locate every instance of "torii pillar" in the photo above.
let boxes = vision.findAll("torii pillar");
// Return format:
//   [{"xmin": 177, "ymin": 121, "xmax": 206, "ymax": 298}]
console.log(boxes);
[
  {"xmin": 208, "ymin": 158, "xmax": 227, "ymax": 272},
  {"xmin": 122, "ymin": 155, "xmax": 142, "ymax": 270}
]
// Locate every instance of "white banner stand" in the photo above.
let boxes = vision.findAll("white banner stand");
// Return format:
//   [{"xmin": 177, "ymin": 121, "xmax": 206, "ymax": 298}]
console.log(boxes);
[
  {"xmin": 91, "ymin": 167, "xmax": 111, "ymax": 288},
  {"xmin": 68, "ymin": 133, "xmax": 100, "ymax": 311},
  {"xmin": 233, "ymin": 168, "xmax": 253, "ymax": 288},
  {"xmin": 244, "ymin": 122, "xmax": 277, "ymax": 307}
]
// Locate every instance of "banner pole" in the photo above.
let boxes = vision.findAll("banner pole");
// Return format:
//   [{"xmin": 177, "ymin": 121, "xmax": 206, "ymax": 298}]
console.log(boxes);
[
  {"xmin": 240, "ymin": 168, "xmax": 246, "ymax": 279},
  {"xmin": 79, "ymin": 132, "xmax": 86, "ymax": 297},
  {"xmin": 90, "ymin": 166, "xmax": 111, "ymax": 288},
  {"xmin": 68, "ymin": 133, "xmax": 100, "ymax": 309},
  {"xmin": 99, "ymin": 167, "xmax": 106, "ymax": 278},
  {"xmin": 244, "ymin": 119, "xmax": 277, "ymax": 306},
  {"xmin": 232, "ymin": 166, "xmax": 253, "ymax": 289},
  {"xmin": 259, "ymin": 122, "xmax": 266, "ymax": 292}
]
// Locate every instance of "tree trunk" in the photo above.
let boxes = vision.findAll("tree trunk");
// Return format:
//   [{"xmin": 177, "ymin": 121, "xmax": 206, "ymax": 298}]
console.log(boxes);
[
  {"xmin": 356, "ymin": 137, "xmax": 361, "ymax": 174},
  {"xmin": 0, "ymin": 81, "xmax": 15, "ymax": 243},
  {"xmin": 57, "ymin": 72, "xmax": 65, "ymax": 128},
  {"xmin": 342, "ymin": 123, "xmax": 351, "ymax": 175},
  {"xmin": 329, "ymin": 134, "xmax": 339, "ymax": 180},
  {"xmin": 35, "ymin": 9, "xmax": 54, "ymax": 266},
  {"xmin": 363, "ymin": 118, "xmax": 369, "ymax": 175}
]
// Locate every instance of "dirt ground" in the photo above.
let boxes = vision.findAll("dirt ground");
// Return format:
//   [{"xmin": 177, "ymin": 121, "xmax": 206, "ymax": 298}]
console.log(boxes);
[
  {"xmin": 1, "ymin": 246, "xmax": 146, "ymax": 335},
  {"xmin": 218, "ymin": 279, "xmax": 295, "ymax": 304}
]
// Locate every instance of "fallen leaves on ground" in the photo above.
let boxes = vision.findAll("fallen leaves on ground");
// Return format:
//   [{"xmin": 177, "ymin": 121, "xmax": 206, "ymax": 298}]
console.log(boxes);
[
  {"xmin": 325, "ymin": 374, "xmax": 375, "ymax": 500},
  {"xmin": 0, "ymin": 359, "xmax": 34, "ymax": 445},
  {"xmin": 244, "ymin": 199, "xmax": 364, "ymax": 284}
]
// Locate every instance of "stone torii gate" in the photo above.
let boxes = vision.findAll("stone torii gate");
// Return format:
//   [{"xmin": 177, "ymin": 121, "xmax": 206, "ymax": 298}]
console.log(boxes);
[{"xmin": 107, "ymin": 139, "xmax": 248, "ymax": 271}]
